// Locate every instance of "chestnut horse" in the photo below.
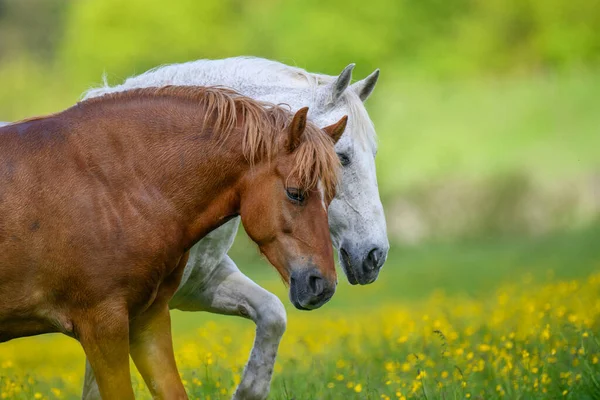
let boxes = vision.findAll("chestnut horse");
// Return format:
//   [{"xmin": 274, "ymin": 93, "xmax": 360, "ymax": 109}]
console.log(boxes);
[{"xmin": 0, "ymin": 86, "xmax": 346, "ymax": 399}]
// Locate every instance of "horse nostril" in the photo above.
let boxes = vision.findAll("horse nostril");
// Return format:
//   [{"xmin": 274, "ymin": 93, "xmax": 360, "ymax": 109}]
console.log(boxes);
[
  {"xmin": 308, "ymin": 274, "xmax": 325, "ymax": 297},
  {"xmin": 366, "ymin": 247, "xmax": 384, "ymax": 271}
]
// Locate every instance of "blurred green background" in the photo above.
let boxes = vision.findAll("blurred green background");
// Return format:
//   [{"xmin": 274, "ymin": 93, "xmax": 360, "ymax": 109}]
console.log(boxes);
[{"xmin": 0, "ymin": 0, "xmax": 599, "ymax": 294}]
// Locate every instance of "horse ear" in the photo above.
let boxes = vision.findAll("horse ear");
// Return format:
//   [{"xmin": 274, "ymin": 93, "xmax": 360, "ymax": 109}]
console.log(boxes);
[
  {"xmin": 322, "ymin": 115, "xmax": 348, "ymax": 144},
  {"xmin": 329, "ymin": 63, "xmax": 355, "ymax": 103},
  {"xmin": 350, "ymin": 68, "xmax": 380, "ymax": 102},
  {"xmin": 287, "ymin": 107, "xmax": 309, "ymax": 152}
]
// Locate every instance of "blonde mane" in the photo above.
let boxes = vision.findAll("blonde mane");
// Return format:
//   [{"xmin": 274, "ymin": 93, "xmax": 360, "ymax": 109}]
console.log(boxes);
[{"xmin": 80, "ymin": 86, "xmax": 340, "ymax": 200}]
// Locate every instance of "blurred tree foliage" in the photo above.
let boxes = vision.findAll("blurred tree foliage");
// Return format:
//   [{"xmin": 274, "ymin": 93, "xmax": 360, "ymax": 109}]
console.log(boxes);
[
  {"xmin": 57, "ymin": 0, "xmax": 600, "ymax": 82},
  {"xmin": 0, "ymin": 0, "xmax": 66, "ymax": 61},
  {"xmin": 2, "ymin": 0, "xmax": 598, "ymax": 79},
  {"xmin": 0, "ymin": 0, "xmax": 598, "ymax": 117}
]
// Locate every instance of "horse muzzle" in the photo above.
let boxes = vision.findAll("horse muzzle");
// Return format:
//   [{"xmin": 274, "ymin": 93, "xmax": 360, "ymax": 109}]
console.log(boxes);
[
  {"xmin": 339, "ymin": 241, "xmax": 388, "ymax": 285},
  {"xmin": 289, "ymin": 268, "xmax": 336, "ymax": 310}
]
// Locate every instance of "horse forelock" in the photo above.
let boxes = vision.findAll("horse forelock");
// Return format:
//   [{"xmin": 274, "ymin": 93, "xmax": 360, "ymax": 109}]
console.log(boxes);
[
  {"xmin": 79, "ymin": 85, "xmax": 339, "ymax": 201},
  {"xmin": 287, "ymin": 122, "xmax": 340, "ymax": 203}
]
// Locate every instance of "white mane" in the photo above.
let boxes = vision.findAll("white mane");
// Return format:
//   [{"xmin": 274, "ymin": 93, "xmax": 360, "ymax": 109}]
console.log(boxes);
[{"xmin": 83, "ymin": 56, "xmax": 376, "ymax": 146}]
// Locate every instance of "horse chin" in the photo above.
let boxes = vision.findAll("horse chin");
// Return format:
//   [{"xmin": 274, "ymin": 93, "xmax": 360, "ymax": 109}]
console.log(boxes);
[
  {"xmin": 288, "ymin": 275, "xmax": 334, "ymax": 311},
  {"xmin": 288, "ymin": 279, "xmax": 310, "ymax": 310},
  {"xmin": 339, "ymin": 247, "xmax": 379, "ymax": 285},
  {"xmin": 290, "ymin": 295, "xmax": 311, "ymax": 311},
  {"xmin": 339, "ymin": 247, "xmax": 359, "ymax": 285}
]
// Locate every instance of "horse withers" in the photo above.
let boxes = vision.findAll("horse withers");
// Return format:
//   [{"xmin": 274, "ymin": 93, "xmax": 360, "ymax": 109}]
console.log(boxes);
[{"xmin": 0, "ymin": 86, "xmax": 346, "ymax": 399}]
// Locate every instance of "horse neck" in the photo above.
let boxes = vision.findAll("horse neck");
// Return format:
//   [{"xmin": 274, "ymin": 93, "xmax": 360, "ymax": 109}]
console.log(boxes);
[{"xmin": 76, "ymin": 98, "xmax": 251, "ymax": 247}]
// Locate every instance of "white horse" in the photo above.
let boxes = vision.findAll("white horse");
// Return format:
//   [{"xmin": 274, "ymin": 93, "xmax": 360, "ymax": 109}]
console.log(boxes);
[{"xmin": 3, "ymin": 56, "xmax": 389, "ymax": 400}]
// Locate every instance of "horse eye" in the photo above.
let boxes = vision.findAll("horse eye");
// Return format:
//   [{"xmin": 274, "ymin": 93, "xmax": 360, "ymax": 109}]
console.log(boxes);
[
  {"xmin": 337, "ymin": 152, "xmax": 351, "ymax": 167},
  {"xmin": 286, "ymin": 188, "xmax": 306, "ymax": 204}
]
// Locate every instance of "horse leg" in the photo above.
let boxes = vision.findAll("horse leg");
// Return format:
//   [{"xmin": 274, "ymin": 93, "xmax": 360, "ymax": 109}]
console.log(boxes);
[
  {"xmin": 173, "ymin": 255, "xmax": 286, "ymax": 400},
  {"xmin": 129, "ymin": 302, "xmax": 187, "ymax": 400},
  {"xmin": 129, "ymin": 256, "xmax": 188, "ymax": 400},
  {"xmin": 77, "ymin": 306, "xmax": 134, "ymax": 400},
  {"xmin": 82, "ymin": 358, "xmax": 101, "ymax": 400},
  {"xmin": 81, "ymin": 309, "xmax": 184, "ymax": 400},
  {"xmin": 81, "ymin": 252, "xmax": 189, "ymax": 400}
]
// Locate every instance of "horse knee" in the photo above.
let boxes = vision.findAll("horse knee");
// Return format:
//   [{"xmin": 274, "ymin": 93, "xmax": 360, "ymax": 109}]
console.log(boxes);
[{"xmin": 256, "ymin": 294, "xmax": 286, "ymax": 337}]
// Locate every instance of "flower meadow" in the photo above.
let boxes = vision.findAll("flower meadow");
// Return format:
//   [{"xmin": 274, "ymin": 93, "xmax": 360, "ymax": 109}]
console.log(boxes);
[{"xmin": 1, "ymin": 271, "xmax": 599, "ymax": 399}]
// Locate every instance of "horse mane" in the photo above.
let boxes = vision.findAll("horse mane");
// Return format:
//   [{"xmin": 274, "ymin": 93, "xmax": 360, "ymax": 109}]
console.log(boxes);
[
  {"xmin": 83, "ymin": 56, "xmax": 376, "ymax": 147},
  {"xmin": 80, "ymin": 85, "xmax": 340, "ymax": 200}
]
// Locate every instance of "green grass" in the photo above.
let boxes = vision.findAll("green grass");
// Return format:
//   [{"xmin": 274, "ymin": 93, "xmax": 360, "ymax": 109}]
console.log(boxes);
[
  {"xmin": 1, "ymin": 226, "xmax": 600, "ymax": 399},
  {"xmin": 179, "ymin": 225, "xmax": 600, "ymax": 400},
  {"xmin": 172, "ymin": 225, "xmax": 600, "ymax": 400}
]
